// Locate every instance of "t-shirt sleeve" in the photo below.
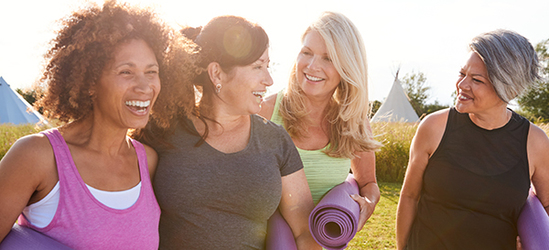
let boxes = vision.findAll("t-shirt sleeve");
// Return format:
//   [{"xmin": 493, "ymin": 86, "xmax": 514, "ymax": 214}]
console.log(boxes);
[{"xmin": 277, "ymin": 128, "xmax": 304, "ymax": 176}]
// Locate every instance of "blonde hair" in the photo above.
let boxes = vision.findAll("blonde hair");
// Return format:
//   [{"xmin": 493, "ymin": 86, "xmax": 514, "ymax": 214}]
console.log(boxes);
[{"xmin": 279, "ymin": 11, "xmax": 381, "ymax": 159}]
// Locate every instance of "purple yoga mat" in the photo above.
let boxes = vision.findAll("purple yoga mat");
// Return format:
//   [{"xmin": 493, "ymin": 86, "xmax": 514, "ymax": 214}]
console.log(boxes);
[
  {"xmin": 265, "ymin": 209, "xmax": 297, "ymax": 250},
  {"xmin": 0, "ymin": 224, "xmax": 72, "ymax": 250},
  {"xmin": 517, "ymin": 189, "xmax": 549, "ymax": 250},
  {"xmin": 309, "ymin": 174, "xmax": 360, "ymax": 250}
]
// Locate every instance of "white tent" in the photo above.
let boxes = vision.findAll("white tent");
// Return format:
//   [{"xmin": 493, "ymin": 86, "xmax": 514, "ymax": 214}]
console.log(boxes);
[
  {"xmin": 371, "ymin": 73, "xmax": 420, "ymax": 123},
  {"xmin": 0, "ymin": 76, "xmax": 47, "ymax": 125}
]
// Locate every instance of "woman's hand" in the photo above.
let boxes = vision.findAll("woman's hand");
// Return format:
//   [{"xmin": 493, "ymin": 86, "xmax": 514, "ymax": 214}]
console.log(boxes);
[
  {"xmin": 350, "ymin": 150, "xmax": 380, "ymax": 232},
  {"xmin": 351, "ymin": 193, "xmax": 376, "ymax": 230},
  {"xmin": 516, "ymin": 236, "xmax": 523, "ymax": 250}
]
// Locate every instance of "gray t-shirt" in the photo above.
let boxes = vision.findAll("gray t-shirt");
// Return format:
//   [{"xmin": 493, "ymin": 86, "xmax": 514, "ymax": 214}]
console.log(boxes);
[{"xmin": 154, "ymin": 114, "xmax": 304, "ymax": 249}]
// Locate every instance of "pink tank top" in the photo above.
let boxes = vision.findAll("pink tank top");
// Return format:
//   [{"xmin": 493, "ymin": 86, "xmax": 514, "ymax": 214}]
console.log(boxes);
[{"xmin": 18, "ymin": 129, "xmax": 160, "ymax": 249}]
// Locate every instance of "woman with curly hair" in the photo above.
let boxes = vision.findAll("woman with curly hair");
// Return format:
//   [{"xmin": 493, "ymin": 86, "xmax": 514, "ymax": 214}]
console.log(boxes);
[
  {"xmin": 259, "ymin": 11, "xmax": 382, "ymax": 230},
  {"xmin": 0, "ymin": 1, "xmax": 196, "ymax": 248}
]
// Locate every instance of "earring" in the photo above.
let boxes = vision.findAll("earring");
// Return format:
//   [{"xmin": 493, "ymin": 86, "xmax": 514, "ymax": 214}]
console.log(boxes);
[{"xmin": 215, "ymin": 84, "xmax": 222, "ymax": 93}]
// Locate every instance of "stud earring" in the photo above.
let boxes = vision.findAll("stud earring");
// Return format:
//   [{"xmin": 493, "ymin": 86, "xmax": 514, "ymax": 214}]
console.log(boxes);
[{"xmin": 215, "ymin": 84, "xmax": 222, "ymax": 93}]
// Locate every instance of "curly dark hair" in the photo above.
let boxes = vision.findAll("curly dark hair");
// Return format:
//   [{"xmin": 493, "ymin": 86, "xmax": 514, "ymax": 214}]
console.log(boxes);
[{"xmin": 35, "ymin": 0, "xmax": 198, "ymax": 133}]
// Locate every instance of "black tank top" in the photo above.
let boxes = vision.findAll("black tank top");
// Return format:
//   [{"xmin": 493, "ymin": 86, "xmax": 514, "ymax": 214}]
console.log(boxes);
[{"xmin": 407, "ymin": 107, "xmax": 530, "ymax": 250}]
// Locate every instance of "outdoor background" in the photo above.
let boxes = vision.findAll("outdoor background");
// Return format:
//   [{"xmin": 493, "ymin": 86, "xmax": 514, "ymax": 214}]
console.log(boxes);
[{"xmin": 2, "ymin": 0, "xmax": 549, "ymax": 249}]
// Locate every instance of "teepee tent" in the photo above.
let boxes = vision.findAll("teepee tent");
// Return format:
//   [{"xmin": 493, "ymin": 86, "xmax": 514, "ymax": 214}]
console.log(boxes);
[
  {"xmin": 0, "ymin": 76, "xmax": 46, "ymax": 125},
  {"xmin": 371, "ymin": 73, "xmax": 420, "ymax": 123}
]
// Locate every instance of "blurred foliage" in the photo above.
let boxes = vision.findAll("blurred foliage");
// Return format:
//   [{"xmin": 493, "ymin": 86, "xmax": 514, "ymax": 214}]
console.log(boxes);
[
  {"xmin": 371, "ymin": 122, "xmax": 418, "ymax": 183},
  {"xmin": 517, "ymin": 39, "xmax": 549, "ymax": 122},
  {"xmin": 369, "ymin": 100, "xmax": 382, "ymax": 119},
  {"xmin": 16, "ymin": 87, "xmax": 44, "ymax": 114},
  {"xmin": 402, "ymin": 71, "xmax": 430, "ymax": 117}
]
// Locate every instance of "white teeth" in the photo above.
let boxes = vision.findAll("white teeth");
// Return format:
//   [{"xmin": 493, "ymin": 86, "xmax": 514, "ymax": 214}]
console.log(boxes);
[
  {"xmin": 252, "ymin": 91, "xmax": 265, "ymax": 98},
  {"xmin": 305, "ymin": 74, "xmax": 323, "ymax": 82},
  {"xmin": 125, "ymin": 100, "xmax": 150, "ymax": 108},
  {"xmin": 458, "ymin": 95, "xmax": 470, "ymax": 100}
]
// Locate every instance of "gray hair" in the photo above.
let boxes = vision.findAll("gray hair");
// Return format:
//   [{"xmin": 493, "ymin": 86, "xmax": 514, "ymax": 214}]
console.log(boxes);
[{"xmin": 469, "ymin": 29, "xmax": 541, "ymax": 103}]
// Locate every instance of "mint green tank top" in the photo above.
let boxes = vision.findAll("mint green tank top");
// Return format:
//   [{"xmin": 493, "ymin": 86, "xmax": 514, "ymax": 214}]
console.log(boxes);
[{"xmin": 271, "ymin": 91, "xmax": 351, "ymax": 204}]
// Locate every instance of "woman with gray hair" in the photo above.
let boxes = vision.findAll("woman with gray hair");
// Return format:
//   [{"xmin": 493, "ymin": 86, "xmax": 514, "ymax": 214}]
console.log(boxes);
[{"xmin": 396, "ymin": 29, "xmax": 549, "ymax": 250}]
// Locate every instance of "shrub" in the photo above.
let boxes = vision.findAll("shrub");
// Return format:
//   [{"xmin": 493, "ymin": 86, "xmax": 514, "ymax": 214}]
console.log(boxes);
[{"xmin": 372, "ymin": 122, "xmax": 418, "ymax": 183}]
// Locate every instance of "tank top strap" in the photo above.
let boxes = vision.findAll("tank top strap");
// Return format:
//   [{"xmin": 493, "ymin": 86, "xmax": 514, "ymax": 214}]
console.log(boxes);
[
  {"xmin": 270, "ymin": 89, "xmax": 285, "ymax": 126},
  {"xmin": 446, "ymin": 107, "xmax": 467, "ymax": 130},
  {"xmin": 40, "ymin": 128, "xmax": 83, "ymax": 188},
  {"xmin": 129, "ymin": 138, "xmax": 152, "ymax": 187}
]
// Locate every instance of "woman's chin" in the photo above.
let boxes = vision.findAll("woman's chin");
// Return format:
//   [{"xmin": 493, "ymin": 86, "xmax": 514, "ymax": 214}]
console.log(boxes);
[{"xmin": 454, "ymin": 102, "xmax": 470, "ymax": 114}]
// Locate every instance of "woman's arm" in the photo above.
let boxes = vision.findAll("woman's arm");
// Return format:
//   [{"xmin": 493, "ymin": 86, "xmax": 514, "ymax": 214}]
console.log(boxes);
[
  {"xmin": 527, "ymin": 124, "xmax": 549, "ymax": 215},
  {"xmin": 279, "ymin": 169, "xmax": 321, "ymax": 250},
  {"xmin": 0, "ymin": 134, "xmax": 55, "ymax": 241},
  {"xmin": 396, "ymin": 110, "xmax": 447, "ymax": 250},
  {"xmin": 350, "ymin": 150, "xmax": 380, "ymax": 231}
]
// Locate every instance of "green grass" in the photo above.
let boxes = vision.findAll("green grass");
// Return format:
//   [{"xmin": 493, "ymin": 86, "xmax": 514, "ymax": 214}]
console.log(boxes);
[
  {"xmin": 0, "ymin": 124, "xmax": 46, "ymax": 159},
  {"xmin": 347, "ymin": 182, "xmax": 401, "ymax": 250}
]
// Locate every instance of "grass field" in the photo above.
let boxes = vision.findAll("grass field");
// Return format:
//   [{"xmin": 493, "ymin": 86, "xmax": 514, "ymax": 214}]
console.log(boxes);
[{"xmin": 347, "ymin": 182, "xmax": 401, "ymax": 250}]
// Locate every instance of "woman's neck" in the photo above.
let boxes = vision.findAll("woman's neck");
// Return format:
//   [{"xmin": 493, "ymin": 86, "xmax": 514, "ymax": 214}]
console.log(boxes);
[
  {"xmin": 194, "ymin": 100, "xmax": 250, "ymax": 136},
  {"xmin": 468, "ymin": 105, "xmax": 512, "ymax": 130},
  {"xmin": 192, "ymin": 107, "xmax": 251, "ymax": 154},
  {"xmin": 59, "ymin": 115, "xmax": 130, "ymax": 156},
  {"xmin": 303, "ymin": 94, "xmax": 332, "ymax": 126}
]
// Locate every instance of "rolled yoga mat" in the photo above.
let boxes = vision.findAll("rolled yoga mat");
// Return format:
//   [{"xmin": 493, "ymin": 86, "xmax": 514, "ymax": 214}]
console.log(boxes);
[
  {"xmin": 309, "ymin": 174, "xmax": 360, "ymax": 250},
  {"xmin": 265, "ymin": 209, "xmax": 297, "ymax": 250},
  {"xmin": 0, "ymin": 224, "xmax": 72, "ymax": 250},
  {"xmin": 517, "ymin": 189, "xmax": 549, "ymax": 250}
]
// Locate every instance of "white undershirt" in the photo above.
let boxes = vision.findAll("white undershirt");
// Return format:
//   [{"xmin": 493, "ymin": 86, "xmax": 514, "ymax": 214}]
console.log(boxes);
[{"xmin": 22, "ymin": 182, "xmax": 141, "ymax": 228}]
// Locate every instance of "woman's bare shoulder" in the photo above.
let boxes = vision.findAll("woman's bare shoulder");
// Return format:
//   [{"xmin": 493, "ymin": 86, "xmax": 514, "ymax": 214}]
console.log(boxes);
[
  {"xmin": 419, "ymin": 108, "xmax": 450, "ymax": 128},
  {"xmin": 4, "ymin": 133, "xmax": 53, "ymax": 163},
  {"xmin": 0, "ymin": 132, "xmax": 56, "ymax": 196}
]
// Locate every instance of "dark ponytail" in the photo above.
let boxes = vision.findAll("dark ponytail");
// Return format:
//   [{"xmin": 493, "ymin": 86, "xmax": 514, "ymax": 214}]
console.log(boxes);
[{"xmin": 180, "ymin": 26, "xmax": 202, "ymax": 42}]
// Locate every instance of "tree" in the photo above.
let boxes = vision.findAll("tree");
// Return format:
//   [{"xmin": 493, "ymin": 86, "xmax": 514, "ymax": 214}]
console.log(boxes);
[
  {"xmin": 16, "ymin": 88, "xmax": 37, "ymax": 106},
  {"xmin": 401, "ymin": 71, "xmax": 430, "ymax": 117},
  {"xmin": 369, "ymin": 100, "xmax": 381, "ymax": 118},
  {"xmin": 517, "ymin": 39, "xmax": 549, "ymax": 122},
  {"xmin": 16, "ymin": 87, "xmax": 44, "ymax": 114},
  {"xmin": 424, "ymin": 100, "xmax": 449, "ymax": 115}
]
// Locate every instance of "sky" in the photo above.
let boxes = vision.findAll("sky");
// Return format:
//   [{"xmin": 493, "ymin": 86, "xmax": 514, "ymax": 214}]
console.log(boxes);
[{"xmin": 0, "ymin": 0, "xmax": 548, "ymax": 106}]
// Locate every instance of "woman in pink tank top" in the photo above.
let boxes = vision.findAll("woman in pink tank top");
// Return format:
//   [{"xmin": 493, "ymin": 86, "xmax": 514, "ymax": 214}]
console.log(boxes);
[{"xmin": 0, "ymin": 1, "xmax": 197, "ymax": 249}]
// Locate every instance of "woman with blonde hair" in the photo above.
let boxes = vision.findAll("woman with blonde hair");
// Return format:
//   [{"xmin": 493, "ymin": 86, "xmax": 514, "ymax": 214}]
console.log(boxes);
[{"xmin": 260, "ymin": 11, "xmax": 382, "ymax": 230}]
